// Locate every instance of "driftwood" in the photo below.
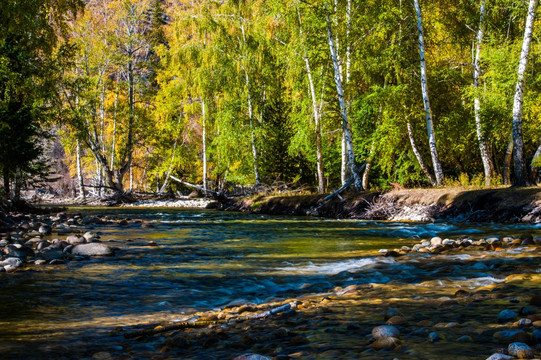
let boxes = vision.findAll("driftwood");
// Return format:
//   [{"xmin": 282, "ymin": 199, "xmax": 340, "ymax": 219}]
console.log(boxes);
[
  {"xmin": 169, "ymin": 175, "xmax": 228, "ymax": 202},
  {"xmin": 123, "ymin": 302, "xmax": 295, "ymax": 339},
  {"xmin": 308, "ymin": 162, "xmax": 366, "ymax": 216}
]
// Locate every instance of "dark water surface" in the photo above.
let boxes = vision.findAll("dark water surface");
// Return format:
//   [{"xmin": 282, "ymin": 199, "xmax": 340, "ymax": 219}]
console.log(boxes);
[{"xmin": 1, "ymin": 208, "xmax": 540, "ymax": 359}]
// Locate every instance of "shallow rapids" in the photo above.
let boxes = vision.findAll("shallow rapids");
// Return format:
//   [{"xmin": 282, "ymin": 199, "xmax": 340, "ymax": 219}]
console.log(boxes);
[{"xmin": 1, "ymin": 208, "xmax": 540, "ymax": 359}]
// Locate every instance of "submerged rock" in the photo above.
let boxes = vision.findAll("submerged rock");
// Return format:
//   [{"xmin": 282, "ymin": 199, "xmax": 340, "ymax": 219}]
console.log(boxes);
[
  {"xmin": 371, "ymin": 336, "xmax": 401, "ymax": 350},
  {"xmin": 498, "ymin": 309, "xmax": 518, "ymax": 323},
  {"xmin": 71, "ymin": 243, "xmax": 114, "ymax": 256},
  {"xmin": 234, "ymin": 354, "xmax": 272, "ymax": 360},
  {"xmin": 372, "ymin": 325, "xmax": 400, "ymax": 340}
]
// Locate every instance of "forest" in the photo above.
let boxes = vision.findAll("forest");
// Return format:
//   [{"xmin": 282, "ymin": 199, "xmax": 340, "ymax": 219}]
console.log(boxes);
[{"xmin": 1, "ymin": 0, "xmax": 541, "ymax": 200}]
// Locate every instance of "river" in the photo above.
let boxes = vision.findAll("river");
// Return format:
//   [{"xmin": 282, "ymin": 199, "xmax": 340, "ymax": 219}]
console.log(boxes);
[{"xmin": 1, "ymin": 208, "xmax": 540, "ymax": 359}]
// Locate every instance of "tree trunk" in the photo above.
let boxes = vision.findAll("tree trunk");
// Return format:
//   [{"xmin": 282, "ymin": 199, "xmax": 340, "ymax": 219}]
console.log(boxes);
[
  {"xmin": 473, "ymin": 0, "xmax": 494, "ymax": 186},
  {"xmin": 530, "ymin": 140, "xmax": 541, "ymax": 184},
  {"xmin": 297, "ymin": 8, "xmax": 325, "ymax": 194},
  {"xmin": 413, "ymin": 0, "xmax": 444, "ymax": 186},
  {"xmin": 408, "ymin": 122, "xmax": 437, "ymax": 186},
  {"xmin": 245, "ymin": 71, "xmax": 261, "ymax": 186},
  {"xmin": 202, "ymin": 99, "xmax": 208, "ymax": 192},
  {"xmin": 110, "ymin": 80, "xmax": 119, "ymax": 172},
  {"xmin": 512, "ymin": 0, "xmax": 537, "ymax": 187},
  {"xmin": 362, "ymin": 142, "xmax": 375, "ymax": 190},
  {"xmin": 76, "ymin": 139, "xmax": 85, "ymax": 199},
  {"xmin": 326, "ymin": 13, "xmax": 363, "ymax": 191},
  {"xmin": 503, "ymin": 140, "xmax": 514, "ymax": 185},
  {"xmin": 3, "ymin": 168, "xmax": 9, "ymax": 198}
]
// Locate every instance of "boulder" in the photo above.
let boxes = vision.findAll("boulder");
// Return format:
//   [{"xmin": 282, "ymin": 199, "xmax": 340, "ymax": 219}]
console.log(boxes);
[
  {"xmin": 372, "ymin": 325, "xmax": 400, "ymax": 340},
  {"xmin": 40, "ymin": 249, "xmax": 64, "ymax": 262},
  {"xmin": 508, "ymin": 342, "xmax": 533, "ymax": 359},
  {"xmin": 71, "ymin": 243, "xmax": 114, "ymax": 256}
]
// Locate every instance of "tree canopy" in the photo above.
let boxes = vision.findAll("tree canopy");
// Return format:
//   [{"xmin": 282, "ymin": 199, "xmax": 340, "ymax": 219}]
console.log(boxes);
[{"xmin": 2, "ymin": 0, "xmax": 541, "ymax": 197}]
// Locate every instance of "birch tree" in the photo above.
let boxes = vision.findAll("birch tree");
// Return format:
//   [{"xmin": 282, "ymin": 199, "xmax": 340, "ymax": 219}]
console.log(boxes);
[
  {"xmin": 511, "ymin": 0, "xmax": 538, "ymax": 187},
  {"xmin": 326, "ymin": 11, "xmax": 363, "ymax": 190},
  {"xmin": 473, "ymin": 0, "xmax": 494, "ymax": 185},
  {"xmin": 413, "ymin": 0, "xmax": 444, "ymax": 186}
]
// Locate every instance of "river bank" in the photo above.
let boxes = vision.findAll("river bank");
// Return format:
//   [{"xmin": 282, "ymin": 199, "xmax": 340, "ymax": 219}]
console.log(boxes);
[{"xmin": 222, "ymin": 187, "xmax": 541, "ymax": 223}]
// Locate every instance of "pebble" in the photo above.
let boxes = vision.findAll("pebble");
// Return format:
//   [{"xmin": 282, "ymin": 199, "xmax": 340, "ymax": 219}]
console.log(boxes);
[
  {"xmin": 498, "ymin": 309, "xmax": 518, "ymax": 323},
  {"xmin": 508, "ymin": 342, "xmax": 533, "ymax": 359},
  {"xmin": 386, "ymin": 315, "xmax": 407, "ymax": 326},
  {"xmin": 428, "ymin": 331, "xmax": 441, "ymax": 343}
]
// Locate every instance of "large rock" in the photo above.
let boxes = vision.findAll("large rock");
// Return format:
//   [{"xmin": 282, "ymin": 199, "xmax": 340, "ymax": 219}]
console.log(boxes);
[
  {"xmin": 508, "ymin": 342, "xmax": 533, "ymax": 359},
  {"xmin": 71, "ymin": 243, "xmax": 114, "ymax": 256},
  {"xmin": 372, "ymin": 325, "xmax": 400, "ymax": 340},
  {"xmin": 4, "ymin": 244, "xmax": 32, "ymax": 260},
  {"xmin": 40, "ymin": 249, "xmax": 64, "ymax": 262}
]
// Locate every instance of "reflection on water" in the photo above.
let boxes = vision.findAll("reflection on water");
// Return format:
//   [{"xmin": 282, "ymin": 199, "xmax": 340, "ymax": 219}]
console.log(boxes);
[{"xmin": 0, "ymin": 208, "xmax": 540, "ymax": 359}]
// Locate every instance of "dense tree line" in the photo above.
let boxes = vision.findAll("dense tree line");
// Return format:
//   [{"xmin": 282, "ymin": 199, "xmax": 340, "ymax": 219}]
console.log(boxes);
[{"xmin": 1, "ymin": 0, "xmax": 541, "ymax": 198}]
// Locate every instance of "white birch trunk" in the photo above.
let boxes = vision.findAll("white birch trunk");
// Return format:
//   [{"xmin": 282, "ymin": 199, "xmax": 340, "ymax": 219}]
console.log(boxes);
[
  {"xmin": 414, "ymin": 0, "xmax": 444, "ymax": 186},
  {"xmin": 327, "ymin": 13, "xmax": 363, "ymax": 190},
  {"xmin": 111, "ymin": 81, "xmax": 119, "ymax": 172},
  {"xmin": 297, "ymin": 7, "xmax": 325, "ymax": 193},
  {"xmin": 512, "ymin": 0, "xmax": 537, "ymax": 186},
  {"xmin": 202, "ymin": 99, "xmax": 208, "ymax": 192},
  {"xmin": 473, "ymin": 0, "xmax": 494, "ymax": 186},
  {"xmin": 76, "ymin": 139, "xmax": 85, "ymax": 199},
  {"xmin": 245, "ymin": 72, "xmax": 261, "ymax": 186}
]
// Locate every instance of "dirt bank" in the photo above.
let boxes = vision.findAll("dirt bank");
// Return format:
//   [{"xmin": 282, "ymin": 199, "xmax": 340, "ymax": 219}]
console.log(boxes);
[{"xmin": 222, "ymin": 187, "xmax": 541, "ymax": 223}]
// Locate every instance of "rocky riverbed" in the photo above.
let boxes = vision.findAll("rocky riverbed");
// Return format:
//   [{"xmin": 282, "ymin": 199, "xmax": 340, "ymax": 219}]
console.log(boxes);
[
  {"xmin": 0, "ymin": 211, "xmax": 149, "ymax": 273},
  {"xmin": 108, "ymin": 240, "xmax": 541, "ymax": 360},
  {"xmin": 1, "ymin": 208, "xmax": 541, "ymax": 360}
]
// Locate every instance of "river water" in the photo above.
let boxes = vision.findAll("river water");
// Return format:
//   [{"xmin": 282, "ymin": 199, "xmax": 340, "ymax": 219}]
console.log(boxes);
[{"xmin": 1, "ymin": 208, "xmax": 540, "ymax": 359}]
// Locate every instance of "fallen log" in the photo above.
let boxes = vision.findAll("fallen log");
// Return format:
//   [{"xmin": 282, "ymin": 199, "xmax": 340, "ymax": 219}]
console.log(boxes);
[
  {"xmin": 308, "ymin": 162, "xmax": 366, "ymax": 216},
  {"xmin": 169, "ymin": 175, "xmax": 228, "ymax": 202}
]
